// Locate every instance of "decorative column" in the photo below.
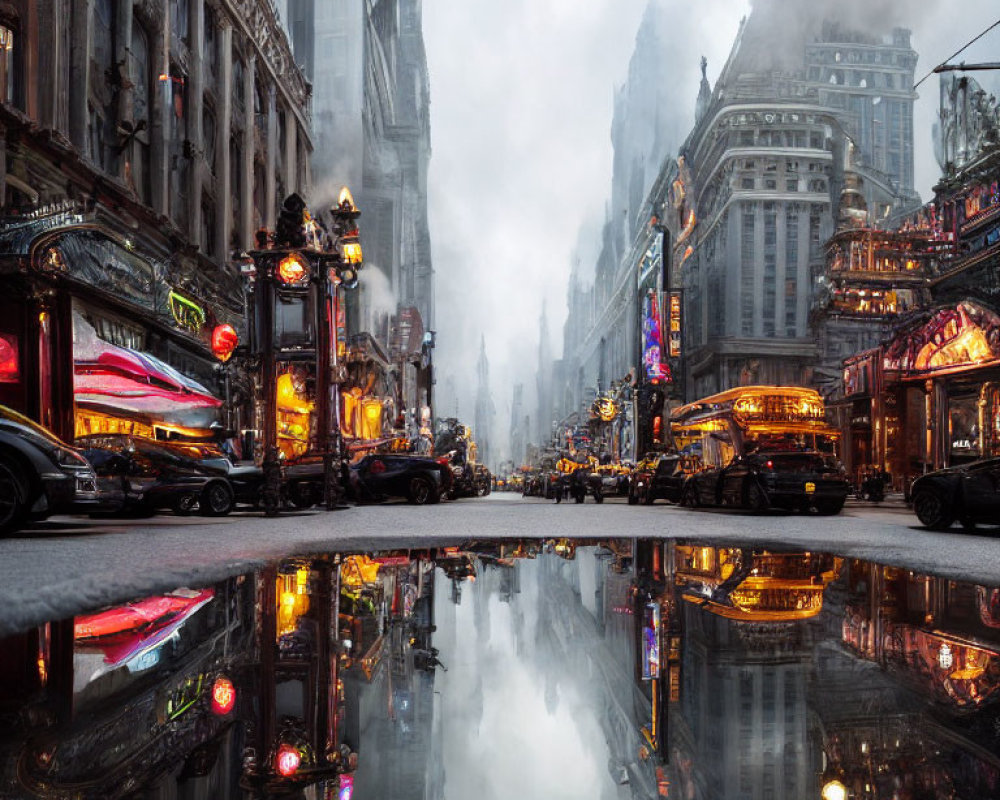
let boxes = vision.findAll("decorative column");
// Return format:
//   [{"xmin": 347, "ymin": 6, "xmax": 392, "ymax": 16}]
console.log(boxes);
[
  {"xmin": 241, "ymin": 54, "xmax": 254, "ymax": 248},
  {"xmin": 216, "ymin": 20, "xmax": 233, "ymax": 263},
  {"xmin": 189, "ymin": 0, "xmax": 205, "ymax": 246},
  {"xmin": 67, "ymin": 0, "xmax": 90, "ymax": 152},
  {"xmin": 265, "ymin": 84, "xmax": 277, "ymax": 229}
]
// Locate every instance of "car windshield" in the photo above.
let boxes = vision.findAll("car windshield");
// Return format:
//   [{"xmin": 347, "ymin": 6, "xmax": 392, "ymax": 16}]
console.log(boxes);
[
  {"xmin": 758, "ymin": 453, "xmax": 829, "ymax": 472},
  {"xmin": 0, "ymin": 404, "xmax": 65, "ymax": 447}
]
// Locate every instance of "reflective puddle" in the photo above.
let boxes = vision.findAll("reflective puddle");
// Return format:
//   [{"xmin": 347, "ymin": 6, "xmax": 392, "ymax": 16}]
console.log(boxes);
[{"xmin": 2, "ymin": 541, "xmax": 999, "ymax": 799}]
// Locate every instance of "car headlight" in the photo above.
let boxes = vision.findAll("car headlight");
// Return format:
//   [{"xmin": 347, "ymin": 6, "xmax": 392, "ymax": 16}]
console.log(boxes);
[{"xmin": 51, "ymin": 447, "xmax": 92, "ymax": 471}]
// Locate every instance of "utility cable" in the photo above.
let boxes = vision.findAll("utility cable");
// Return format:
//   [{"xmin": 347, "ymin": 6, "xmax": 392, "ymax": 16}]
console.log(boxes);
[{"xmin": 914, "ymin": 17, "xmax": 1000, "ymax": 90}]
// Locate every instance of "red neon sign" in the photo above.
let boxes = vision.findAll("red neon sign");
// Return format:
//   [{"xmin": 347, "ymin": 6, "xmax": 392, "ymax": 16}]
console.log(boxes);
[
  {"xmin": 0, "ymin": 333, "xmax": 18, "ymax": 383},
  {"xmin": 211, "ymin": 324, "xmax": 239, "ymax": 363},
  {"xmin": 211, "ymin": 676, "xmax": 236, "ymax": 715},
  {"xmin": 276, "ymin": 743, "xmax": 301, "ymax": 777}
]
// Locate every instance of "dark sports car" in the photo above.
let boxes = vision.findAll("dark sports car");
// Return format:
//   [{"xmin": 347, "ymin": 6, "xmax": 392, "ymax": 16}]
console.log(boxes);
[
  {"xmin": 681, "ymin": 451, "xmax": 849, "ymax": 515},
  {"xmin": 1, "ymin": 404, "xmax": 105, "ymax": 535},
  {"xmin": 628, "ymin": 453, "xmax": 693, "ymax": 505},
  {"xmin": 348, "ymin": 453, "xmax": 453, "ymax": 504},
  {"xmin": 910, "ymin": 457, "xmax": 1000, "ymax": 531},
  {"xmin": 77, "ymin": 434, "xmax": 241, "ymax": 517}
]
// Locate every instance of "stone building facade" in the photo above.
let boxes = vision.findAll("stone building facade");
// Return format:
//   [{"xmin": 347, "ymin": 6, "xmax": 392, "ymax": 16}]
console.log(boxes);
[
  {"xmin": 680, "ymin": 19, "xmax": 919, "ymax": 398},
  {"xmin": 0, "ymin": 0, "xmax": 311, "ymax": 440}
]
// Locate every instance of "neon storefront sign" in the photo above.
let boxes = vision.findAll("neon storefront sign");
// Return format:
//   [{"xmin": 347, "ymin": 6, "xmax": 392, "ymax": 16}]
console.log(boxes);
[{"xmin": 167, "ymin": 290, "xmax": 207, "ymax": 333}]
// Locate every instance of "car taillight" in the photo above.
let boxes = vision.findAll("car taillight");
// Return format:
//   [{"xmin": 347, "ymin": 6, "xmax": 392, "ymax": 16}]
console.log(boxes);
[{"xmin": 765, "ymin": 460, "xmax": 773, "ymax": 470}]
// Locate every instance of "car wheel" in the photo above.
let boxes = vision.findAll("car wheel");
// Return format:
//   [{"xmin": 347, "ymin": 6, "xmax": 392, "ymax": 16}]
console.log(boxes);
[
  {"xmin": 173, "ymin": 494, "xmax": 199, "ymax": 515},
  {"xmin": 682, "ymin": 483, "xmax": 699, "ymax": 508},
  {"xmin": 287, "ymin": 482, "xmax": 317, "ymax": 510},
  {"xmin": 745, "ymin": 480, "xmax": 768, "ymax": 511},
  {"xmin": 594, "ymin": 491, "xmax": 604, "ymax": 504},
  {"xmin": 627, "ymin": 485, "xmax": 639, "ymax": 505},
  {"xmin": 913, "ymin": 489, "xmax": 955, "ymax": 530},
  {"xmin": 199, "ymin": 481, "xmax": 234, "ymax": 517},
  {"xmin": 407, "ymin": 476, "xmax": 438, "ymax": 505},
  {"xmin": 642, "ymin": 487, "xmax": 654, "ymax": 505},
  {"xmin": 814, "ymin": 498, "xmax": 845, "ymax": 516},
  {"xmin": 0, "ymin": 461, "xmax": 26, "ymax": 536}
]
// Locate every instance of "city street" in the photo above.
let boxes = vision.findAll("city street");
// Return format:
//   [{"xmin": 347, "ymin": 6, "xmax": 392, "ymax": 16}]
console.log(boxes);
[{"xmin": 2, "ymin": 493, "xmax": 999, "ymax": 638}]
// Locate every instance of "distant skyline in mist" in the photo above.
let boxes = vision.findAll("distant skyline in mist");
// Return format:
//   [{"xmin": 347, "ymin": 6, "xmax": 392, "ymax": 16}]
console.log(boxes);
[{"xmin": 423, "ymin": 0, "xmax": 1000, "ymax": 466}]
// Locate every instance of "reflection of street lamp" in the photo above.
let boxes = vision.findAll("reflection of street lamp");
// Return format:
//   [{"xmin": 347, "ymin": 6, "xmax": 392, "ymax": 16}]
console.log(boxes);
[{"xmin": 821, "ymin": 779, "xmax": 847, "ymax": 800}]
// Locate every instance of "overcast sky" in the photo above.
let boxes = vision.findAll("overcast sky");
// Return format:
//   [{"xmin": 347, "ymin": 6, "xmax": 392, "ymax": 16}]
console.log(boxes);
[{"xmin": 423, "ymin": 0, "xmax": 1000, "ymax": 466}]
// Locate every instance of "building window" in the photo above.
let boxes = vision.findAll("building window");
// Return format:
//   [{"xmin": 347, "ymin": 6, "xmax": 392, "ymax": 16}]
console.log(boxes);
[
  {"xmin": 230, "ymin": 136, "xmax": 242, "ymax": 249},
  {"xmin": 203, "ymin": 5, "xmax": 217, "ymax": 86},
  {"xmin": 786, "ymin": 179, "xmax": 798, "ymax": 192},
  {"xmin": 168, "ymin": 64, "xmax": 189, "ymax": 225},
  {"xmin": 170, "ymin": 0, "xmax": 190, "ymax": 43},
  {"xmin": 89, "ymin": 0, "xmax": 117, "ymax": 171},
  {"xmin": 128, "ymin": 21, "xmax": 152, "ymax": 204},
  {"xmin": 741, "ymin": 209, "xmax": 755, "ymax": 336},
  {"xmin": 232, "ymin": 56, "xmax": 245, "ymax": 115},
  {"xmin": 201, "ymin": 193, "xmax": 215, "ymax": 256},
  {"xmin": 0, "ymin": 25, "xmax": 15, "ymax": 105},
  {"xmin": 741, "ymin": 177, "xmax": 755, "ymax": 190},
  {"xmin": 203, "ymin": 103, "xmax": 217, "ymax": 174}
]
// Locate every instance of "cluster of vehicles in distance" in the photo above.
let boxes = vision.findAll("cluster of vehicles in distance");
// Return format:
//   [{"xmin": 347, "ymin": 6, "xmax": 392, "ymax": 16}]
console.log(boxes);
[
  {"xmin": 520, "ymin": 385, "xmax": 1000, "ymax": 531},
  {"xmin": 0, "ymin": 404, "xmax": 493, "ymax": 536}
]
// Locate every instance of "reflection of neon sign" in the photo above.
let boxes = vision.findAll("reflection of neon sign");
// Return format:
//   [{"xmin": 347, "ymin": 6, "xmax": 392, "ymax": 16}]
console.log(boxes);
[
  {"xmin": 168, "ymin": 291, "xmax": 207, "ymax": 333},
  {"xmin": 165, "ymin": 674, "xmax": 205, "ymax": 720},
  {"xmin": 642, "ymin": 603, "xmax": 661, "ymax": 680},
  {"xmin": 0, "ymin": 333, "xmax": 18, "ymax": 382}
]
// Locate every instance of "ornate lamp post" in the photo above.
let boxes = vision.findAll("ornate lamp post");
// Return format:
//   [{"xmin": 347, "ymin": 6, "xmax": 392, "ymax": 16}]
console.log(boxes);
[{"xmin": 246, "ymin": 191, "xmax": 363, "ymax": 517}]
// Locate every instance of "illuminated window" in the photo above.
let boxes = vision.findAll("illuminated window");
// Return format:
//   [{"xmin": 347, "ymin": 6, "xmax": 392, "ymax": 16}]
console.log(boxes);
[{"xmin": 0, "ymin": 25, "xmax": 13, "ymax": 104}]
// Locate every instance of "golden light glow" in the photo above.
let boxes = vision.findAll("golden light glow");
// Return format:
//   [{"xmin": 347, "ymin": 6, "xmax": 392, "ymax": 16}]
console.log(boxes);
[
  {"xmin": 338, "ymin": 186, "xmax": 357, "ymax": 211},
  {"xmin": 915, "ymin": 325, "xmax": 992, "ymax": 370},
  {"xmin": 341, "ymin": 240, "xmax": 363, "ymax": 264},
  {"xmin": 822, "ymin": 780, "xmax": 847, "ymax": 800},
  {"xmin": 277, "ymin": 252, "xmax": 309, "ymax": 285}
]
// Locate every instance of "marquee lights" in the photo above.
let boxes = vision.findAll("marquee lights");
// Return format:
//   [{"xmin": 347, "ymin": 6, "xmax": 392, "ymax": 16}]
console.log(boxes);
[{"xmin": 277, "ymin": 252, "xmax": 310, "ymax": 285}]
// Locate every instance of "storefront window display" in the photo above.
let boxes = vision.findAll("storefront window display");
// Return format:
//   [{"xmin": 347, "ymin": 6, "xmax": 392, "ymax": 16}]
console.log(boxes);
[{"xmin": 276, "ymin": 364, "xmax": 315, "ymax": 460}]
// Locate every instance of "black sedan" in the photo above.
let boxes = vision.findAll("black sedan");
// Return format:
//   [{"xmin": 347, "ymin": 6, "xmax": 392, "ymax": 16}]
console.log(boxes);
[
  {"xmin": 628, "ymin": 453, "xmax": 693, "ymax": 505},
  {"xmin": 910, "ymin": 457, "xmax": 1000, "ymax": 531},
  {"xmin": 77, "ymin": 434, "xmax": 239, "ymax": 517},
  {"xmin": 680, "ymin": 451, "xmax": 849, "ymax": 515},
  {"xmin": 348, "ymin": 453, "xmax": 452, "ymax": 504},
  {"xmin": 1, "ymin": 404, "xmax": 105, "ymax": 534}
]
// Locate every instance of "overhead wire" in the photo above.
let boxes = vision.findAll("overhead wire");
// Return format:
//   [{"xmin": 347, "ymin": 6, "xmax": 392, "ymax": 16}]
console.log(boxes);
[{"xmin": 913, "ymin": 16, "xmax": 1000, "ymax": 90}]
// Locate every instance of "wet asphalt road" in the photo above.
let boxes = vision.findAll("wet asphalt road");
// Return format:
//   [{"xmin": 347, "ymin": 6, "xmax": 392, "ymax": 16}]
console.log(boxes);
[{"xmin": 1, "ymin": 492, "xmax": 999, "ymax": 637}]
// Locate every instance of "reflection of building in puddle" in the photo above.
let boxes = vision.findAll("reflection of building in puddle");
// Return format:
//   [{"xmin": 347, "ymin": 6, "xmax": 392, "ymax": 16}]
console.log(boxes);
[
  {"xmin": 822, "ymin": 561, "xmax": 1000, "ymax": 797},
  {"xmin": 675, "ymin": 545, "xmax": 842, "ymax": 621}
]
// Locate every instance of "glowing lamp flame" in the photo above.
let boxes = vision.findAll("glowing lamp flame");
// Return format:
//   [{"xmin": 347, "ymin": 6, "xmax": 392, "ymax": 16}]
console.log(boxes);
[
  {"xmin": 211, "ymin": 676, "xmax": 236, "ymax": 715},
  {"xmin": 341, "ymin": 240, "xmax": 363, "ymax": 264},
  {"xmin": 821, "ymin": 780, "xmax": 847, "ymax": 800},
  {"xmin": 211, "ymin": 324, "xmax": 239, "ymax": 363},
  {"xmin": 277, "ymin": 252, "xmax": 309, "ymax": 285},
  {"xmin": 338, "ymin": 186, "xmax": 357, "ymax": 211},
  {"xmin": 276, "ymin": 744, "xmax": 301, "ymax": 777}
]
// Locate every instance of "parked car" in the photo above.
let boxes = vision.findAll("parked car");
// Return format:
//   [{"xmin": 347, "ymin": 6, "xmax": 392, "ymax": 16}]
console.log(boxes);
[
  {"xmin": 77, "ymin": 434, "xmax": 240, "ymax": 517},
  {"xmin": 681, "ymin": 451, "xmax": 849, "ymax": 515},
  {"xmin": 628, "ymin": 453, "xmax": 694, "ymax": 505},
  {"xmin": 348, "ymin": 453, "xmax": 453, "ymax": 505},
  {"xmin": 0, "ymin": 404, "xmax": 106, "ymax": 534},
  {"xmin": 910, "ymin": 457, "xmax": 1000, "ymax": 531}
]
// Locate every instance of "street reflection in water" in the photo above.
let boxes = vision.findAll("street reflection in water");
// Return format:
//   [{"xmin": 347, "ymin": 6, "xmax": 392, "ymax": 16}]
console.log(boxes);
[{"xmin": 2, "ymin": 541, "xmax": 1000, "ymax": 799}]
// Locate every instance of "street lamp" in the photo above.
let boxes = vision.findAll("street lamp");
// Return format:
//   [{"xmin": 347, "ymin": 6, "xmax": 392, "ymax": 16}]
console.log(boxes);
[{"xmin": 246, "ymin": 191, "xmax": 364, "ymax": 516}]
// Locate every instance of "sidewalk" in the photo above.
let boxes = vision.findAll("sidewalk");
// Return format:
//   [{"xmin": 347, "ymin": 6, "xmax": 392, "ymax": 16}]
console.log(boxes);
[{"xmin": 844, "ymin": 491, "xmax": 909, "ymax": 509}]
